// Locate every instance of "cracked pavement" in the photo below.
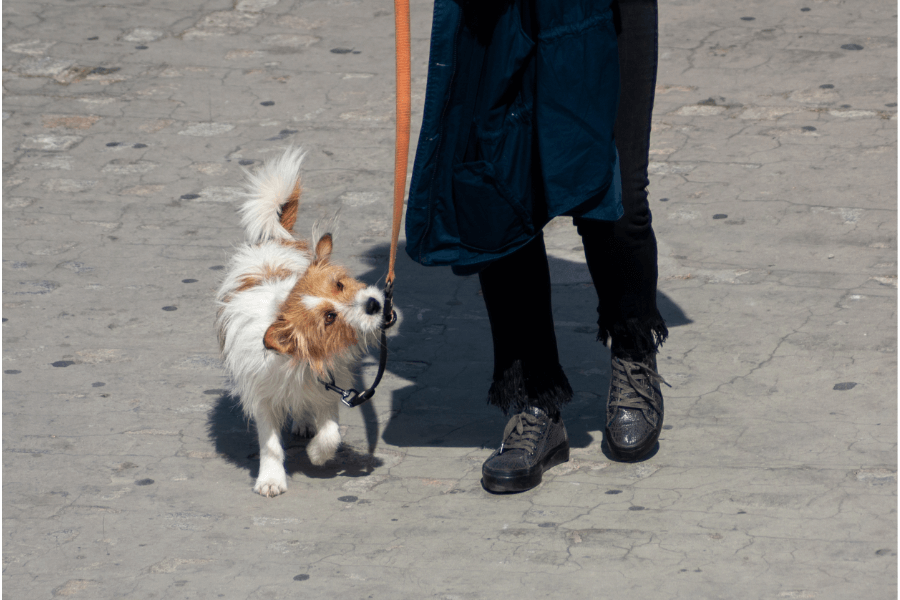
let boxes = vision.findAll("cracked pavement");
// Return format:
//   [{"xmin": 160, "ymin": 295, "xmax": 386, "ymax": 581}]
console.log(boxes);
[{"xmin": 2, "ymin": 0, "xmax": 896, "ymax": 598}]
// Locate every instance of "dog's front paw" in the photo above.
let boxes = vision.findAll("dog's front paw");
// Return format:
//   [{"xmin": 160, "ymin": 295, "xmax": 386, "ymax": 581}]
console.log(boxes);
[
  {"xmin": 254, "ymin": 476, "xmax": 288, "ymax": 498},
  {"xmin": 254, "ymin": 460, "xmax": 288, "ymax": 497},
  {"xmin": 307, "ymin": 442, "xmax": 337, "ymax": 466},
  {"xmin": 307, "ymin": 421, "xmax": 341, "ymax": 466}
]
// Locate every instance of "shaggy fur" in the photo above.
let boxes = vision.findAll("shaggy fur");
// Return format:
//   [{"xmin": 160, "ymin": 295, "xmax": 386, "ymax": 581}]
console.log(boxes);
[{"xmin": 216, "ymin": 148, "xmax": 393, "ymax": 497}]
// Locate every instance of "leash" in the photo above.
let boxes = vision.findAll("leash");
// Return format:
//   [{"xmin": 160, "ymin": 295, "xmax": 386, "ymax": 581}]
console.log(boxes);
[
  {"xmin": 322, "ymin": 0, "xmax": 411, "ymax": 408},
  {"xmin": 321, "ymin": 305, "xmax": 396, "ymax": 408}
]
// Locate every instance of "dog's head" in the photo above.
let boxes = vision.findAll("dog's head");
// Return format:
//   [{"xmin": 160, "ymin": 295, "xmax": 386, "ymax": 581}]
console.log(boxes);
[{"xmin": 263, "ymin": 234, "xmax": 387, "ymax": 376}]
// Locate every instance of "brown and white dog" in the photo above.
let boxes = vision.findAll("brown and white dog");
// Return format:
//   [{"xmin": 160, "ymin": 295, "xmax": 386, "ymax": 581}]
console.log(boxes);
[{"xmin": 216, "ymin": 148, "xmax": 394, "ymax": 497}]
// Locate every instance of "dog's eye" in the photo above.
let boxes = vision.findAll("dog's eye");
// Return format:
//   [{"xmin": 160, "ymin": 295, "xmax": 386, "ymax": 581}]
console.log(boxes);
[
  {"xmin": 335, "ymin": 280, "xmax": 344, "ymax": 292},
  {"xmin": 324, "ymin": 312, "xmax": 337, "ymax": 325}
]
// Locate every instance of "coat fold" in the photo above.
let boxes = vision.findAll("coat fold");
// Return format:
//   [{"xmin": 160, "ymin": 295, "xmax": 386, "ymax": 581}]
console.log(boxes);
[{"xmin": 406, "ymin": 0, "xmax": 622, "ymax": 271}]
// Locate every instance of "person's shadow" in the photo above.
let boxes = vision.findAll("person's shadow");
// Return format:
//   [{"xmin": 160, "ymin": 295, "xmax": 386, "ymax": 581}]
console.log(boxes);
[{"xmin": 206, "ymin": 240, "xmax": 692, "ymax": 479}]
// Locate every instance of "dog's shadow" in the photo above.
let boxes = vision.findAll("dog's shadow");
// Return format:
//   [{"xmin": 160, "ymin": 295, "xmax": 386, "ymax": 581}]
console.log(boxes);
[{"xmin": 206, "ymin": 393, "xmax": 383, "ymax": 480}]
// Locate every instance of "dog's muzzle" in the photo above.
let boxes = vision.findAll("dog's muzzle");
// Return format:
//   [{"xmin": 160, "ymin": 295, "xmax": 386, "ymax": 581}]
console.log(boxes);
[{"xmin": 366, "ymin": 297, "xmax": 396, "ymax": 329}]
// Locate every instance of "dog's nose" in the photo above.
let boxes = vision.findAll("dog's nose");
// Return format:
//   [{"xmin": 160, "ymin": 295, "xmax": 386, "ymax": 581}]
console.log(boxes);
[{"xmin": 365, "ymin": 297, "xmax": 381, "ymax": 315}]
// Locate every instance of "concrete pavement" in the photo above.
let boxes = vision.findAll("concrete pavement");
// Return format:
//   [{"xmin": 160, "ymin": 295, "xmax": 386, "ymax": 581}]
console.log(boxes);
[{"xmin": 3, "ymin": 0, "xmax": 896, "ymax": 597}]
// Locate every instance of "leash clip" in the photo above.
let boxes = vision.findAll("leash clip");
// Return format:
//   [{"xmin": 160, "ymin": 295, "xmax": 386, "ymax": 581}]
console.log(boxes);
[{"xmin": 322, "ymin": 375, "xmax": 371, "ymax": 408}]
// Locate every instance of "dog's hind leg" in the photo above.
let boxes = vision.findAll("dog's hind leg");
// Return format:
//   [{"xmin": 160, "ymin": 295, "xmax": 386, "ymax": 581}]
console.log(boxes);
[
  {"xmin": 253, "ymin": 408, "xmax": 288, "ymax": 497},
  {"xmin": 290, "ymin": 411, "xmax": 315, "ymax": 438}
]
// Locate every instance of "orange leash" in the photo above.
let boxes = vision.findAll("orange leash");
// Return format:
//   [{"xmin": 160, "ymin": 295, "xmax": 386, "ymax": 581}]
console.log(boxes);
[
  {"xmin": 388, "ymin": 0, "xmax": 411, "ymax": 288},
  {"xmin": 319, "ymin": 0, "xmax": 410, "ymax": 407}
]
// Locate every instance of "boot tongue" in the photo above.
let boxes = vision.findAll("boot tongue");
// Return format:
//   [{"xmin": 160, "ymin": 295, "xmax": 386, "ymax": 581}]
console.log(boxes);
[{"xmin": 523, "ymin": 406, "xmax": 547, "ymax": 418}]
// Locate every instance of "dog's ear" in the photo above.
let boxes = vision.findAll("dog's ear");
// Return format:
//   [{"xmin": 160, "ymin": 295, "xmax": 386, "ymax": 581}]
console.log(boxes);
[
  {"xmin": 314, "ymin": 233, "xmax": 333, "ymax": 264},
  {"xmin": 263, "ymin": 317, "xmax": 297, "ymax": 355},
  {"xmin": 263, "ymin": 318, "xmax": 329, "ymax": 377}
]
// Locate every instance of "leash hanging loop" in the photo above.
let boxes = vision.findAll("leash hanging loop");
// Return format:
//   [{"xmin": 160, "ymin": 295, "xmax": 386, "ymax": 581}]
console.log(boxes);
[{"xmin": 322, "ymin": 320, "xmax": 391, "ymax": 408}]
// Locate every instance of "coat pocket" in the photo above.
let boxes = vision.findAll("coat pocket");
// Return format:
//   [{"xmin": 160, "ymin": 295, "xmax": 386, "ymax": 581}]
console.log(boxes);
[{"xmin": 451, "ymin": 160, "xmax": 534, "ymax": 253}]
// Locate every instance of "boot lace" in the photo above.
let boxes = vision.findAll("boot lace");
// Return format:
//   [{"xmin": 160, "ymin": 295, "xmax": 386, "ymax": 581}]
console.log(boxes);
[
  {"xmin": 609, "ymin": 357, "xmax": 671, "ymax": 412},
  {"xmin": 499, "ymin": 412, "xmax": 543, "ymax": 454}
]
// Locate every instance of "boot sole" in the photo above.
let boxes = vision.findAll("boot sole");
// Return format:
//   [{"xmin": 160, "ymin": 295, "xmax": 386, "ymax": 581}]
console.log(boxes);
[{"xmin": 482, "ymin": 441, "xmax": 570, "ymax": 493}]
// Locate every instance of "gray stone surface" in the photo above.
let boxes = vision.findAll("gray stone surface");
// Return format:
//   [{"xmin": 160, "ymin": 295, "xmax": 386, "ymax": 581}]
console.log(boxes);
[{"xmin": 2, "ymin": 0, "xmax": 896, "ymax": 598}]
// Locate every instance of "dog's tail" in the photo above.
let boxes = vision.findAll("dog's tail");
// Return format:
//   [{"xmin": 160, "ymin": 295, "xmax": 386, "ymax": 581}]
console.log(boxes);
[{"xmin": 238, "ymin": 147, "xmax": 306, "ymax": 244}]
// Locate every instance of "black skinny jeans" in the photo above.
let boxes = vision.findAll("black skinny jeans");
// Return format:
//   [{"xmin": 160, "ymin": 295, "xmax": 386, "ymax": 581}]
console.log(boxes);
[{"xmin": 480, "ymin": 0, "xmax": 667, "ymax": 415}]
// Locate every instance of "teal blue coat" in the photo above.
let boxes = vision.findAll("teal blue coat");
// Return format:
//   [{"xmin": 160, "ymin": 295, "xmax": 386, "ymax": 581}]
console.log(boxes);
[{"xmin": 405, "ymin": 0, "xmax": 622, "ymax": 273}]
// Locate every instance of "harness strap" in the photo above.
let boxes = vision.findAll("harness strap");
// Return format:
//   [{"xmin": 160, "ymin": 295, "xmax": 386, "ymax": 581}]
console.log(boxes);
[
  {"xmin": 322, "ymin": 287, "xmax": 396, "ymax": 408},
  {"xmin": 322, "ymin": 330, "xmax": 388, "ymax": 408}
]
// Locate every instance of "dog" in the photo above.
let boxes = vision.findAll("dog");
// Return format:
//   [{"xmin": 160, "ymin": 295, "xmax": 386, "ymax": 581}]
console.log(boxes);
[{"xmin": 215, "ymin": 148, "xmax": 394, "ymax": 497}]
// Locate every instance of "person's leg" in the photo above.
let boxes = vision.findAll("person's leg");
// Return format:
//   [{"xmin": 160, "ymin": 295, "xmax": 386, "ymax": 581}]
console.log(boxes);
[
  {"xmin": 479, "ymin": 233, "xmax": 572, "ymax": 416},
  {"xmin": 577, "ymin": 0, "xmax": 669, "ymax": 461},
  {"xmin": 478, "ymin": 234, "xmax": 571, "ymax": 492}
]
